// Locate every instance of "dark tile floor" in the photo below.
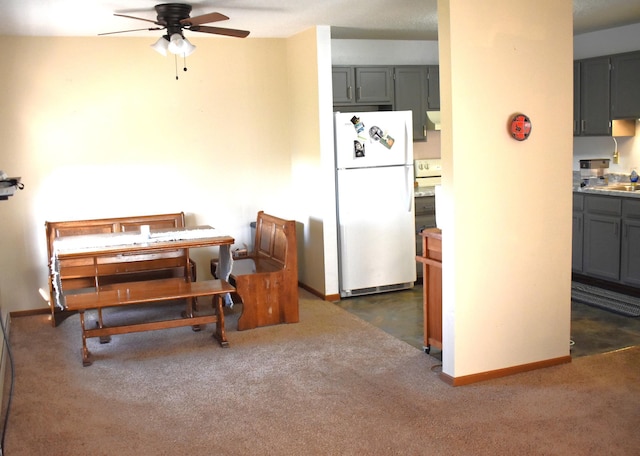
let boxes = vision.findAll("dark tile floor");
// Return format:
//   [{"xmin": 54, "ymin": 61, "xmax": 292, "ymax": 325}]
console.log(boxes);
[{"xmin": 334, "ymin": 284, "xmax": 640, "ymax": 358}]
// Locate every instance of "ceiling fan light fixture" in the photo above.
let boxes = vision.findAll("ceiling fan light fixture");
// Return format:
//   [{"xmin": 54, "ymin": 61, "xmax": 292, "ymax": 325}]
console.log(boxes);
[
  {"xmin": 167, "ymin": 33, "xmax": 195, "ymax": 56},
  {"xmin": 151, "ymin": 36, "xmax": 169, "ymax": 56},
  {"xmin": 181, "ymin": 37, "xmax": 196, "ymax": 57}
]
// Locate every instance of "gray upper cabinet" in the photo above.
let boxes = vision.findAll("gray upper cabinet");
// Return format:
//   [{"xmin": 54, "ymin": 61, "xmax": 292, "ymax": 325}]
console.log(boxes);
[
  {"xmin": 573, "ymin": 61, "xmax": 581, "ymax": 136},
  {"xmin": 332, "ymin": 66, "xmax": 355, "ymax": 104},
  {"xmin": 611, "ymin": 51, "xmax": 640, "ymax": 119},
  {"xmin": 354, "ymin": 67, "xmax": 394, "ymax": 104},
  {"xmin": 394, "ymin": 66, "xmax": 428, "ymax": 141},
  {"xmin": 427, "ymin": 65, "xmax": 440, "ymax": 110},
  {"xmin": 332, "ymin": 66, "xmax": 394, "ymax": 106},
  {"xmin": 576, "ymin": 57, "xmax": 611, "ymax": 136}
]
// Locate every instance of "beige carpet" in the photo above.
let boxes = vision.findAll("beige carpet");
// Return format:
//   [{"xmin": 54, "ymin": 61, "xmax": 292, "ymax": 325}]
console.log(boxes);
[{"xmin": 5, "ymin": 289, "xmax": 640, "ymax": 455}]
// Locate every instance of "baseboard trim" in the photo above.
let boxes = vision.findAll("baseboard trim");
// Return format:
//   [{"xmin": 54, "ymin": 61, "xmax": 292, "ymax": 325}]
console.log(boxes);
[
  {"xmin": 10, "ymin": 307, "xmax": 50, "ymax": 318},
  {"xmin": 439, "ymin": 355, "xmax": 572, "ymax": 386},
  {"xmin": 299, "ymin": 283, "xmax": 339, "ymax": 302}
]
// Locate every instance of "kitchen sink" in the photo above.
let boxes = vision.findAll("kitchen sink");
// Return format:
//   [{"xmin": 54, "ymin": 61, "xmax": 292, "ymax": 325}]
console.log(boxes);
[{"xmin": 603, "ymin": 183, "xmax": 640, "ymax": 192}]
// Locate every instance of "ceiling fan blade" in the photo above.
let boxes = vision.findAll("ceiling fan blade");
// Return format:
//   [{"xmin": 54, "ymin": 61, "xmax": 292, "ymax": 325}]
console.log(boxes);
[
  {"xmin": 181, "ymin": 12, "xmax": 229, "ymax": 26},
  {"xmin": 98, "ymin": 27, "xmax": 163, "ymax": 36},
  {"xmin": 114, "ymin": 13, "xmax": 159, "ymax": 25},
  {"xmin": 191, "ymin": 26, "xmax": 250, "ymax": 38}
]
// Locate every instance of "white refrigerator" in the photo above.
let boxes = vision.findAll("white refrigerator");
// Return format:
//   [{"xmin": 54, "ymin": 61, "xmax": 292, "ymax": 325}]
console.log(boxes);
[{"xmin": 334, "ymin": 111, "xmax": 416, "ymax": 298}]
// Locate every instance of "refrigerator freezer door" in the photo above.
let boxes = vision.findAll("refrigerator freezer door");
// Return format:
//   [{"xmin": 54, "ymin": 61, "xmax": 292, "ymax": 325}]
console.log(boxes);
[
  {"xmin": 335, "ymin": 111, "xmax": 412, "ymax": 169},
  {"xmin": 337, "ymin": 165, "xmax": 416, "ymax": 295}
]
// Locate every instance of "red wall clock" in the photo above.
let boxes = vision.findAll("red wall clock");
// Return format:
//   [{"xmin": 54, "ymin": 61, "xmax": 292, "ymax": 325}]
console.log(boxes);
[{"xmin": 510, "ymin": 114, "xmax": 532, "ymax": 141}]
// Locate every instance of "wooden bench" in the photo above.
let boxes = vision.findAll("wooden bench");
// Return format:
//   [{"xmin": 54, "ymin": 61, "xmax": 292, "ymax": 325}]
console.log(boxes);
[
  {"xmin": 65, "ymin": 277, "xmax": 235, "ymax": 366},
  {"xmin": 45, "ymin": 213, "xmax": 196, "ymax": 326},
  {"xmin": 212, "ymin": 211, "xmax": 299, "ymax": 330}
]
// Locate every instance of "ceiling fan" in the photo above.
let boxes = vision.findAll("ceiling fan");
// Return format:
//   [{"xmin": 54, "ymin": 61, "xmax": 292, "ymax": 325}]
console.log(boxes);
[
  {"xmin": 100, "ymin": 3, "xmax": 250, "ymax": 40},
  {"xmin": 100, "ymin": 3, "xmax": 250, "ymax": 78}
]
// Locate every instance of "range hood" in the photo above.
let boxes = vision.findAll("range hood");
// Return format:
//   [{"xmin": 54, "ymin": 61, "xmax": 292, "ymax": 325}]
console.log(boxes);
[{"xmin": 426, "ymin": 111, "xmax": 441, "ymax": 131}]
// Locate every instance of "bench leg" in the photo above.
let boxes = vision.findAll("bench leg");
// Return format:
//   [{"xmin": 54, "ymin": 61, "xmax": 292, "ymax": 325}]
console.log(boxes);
[
  {"xmin": 97, "ymin": 308, "xmax": 112, "ymax": 344},
  {"xmin": 181, "ymin": 297, "xmax": 203, "ymax": 332},
  {"xmin": 212, "ymin": 295, "xmax": 229, "ymax": 348},
  {"xmin": 78, "ymin": 311, "xmax": 93, "ymax": 367}
]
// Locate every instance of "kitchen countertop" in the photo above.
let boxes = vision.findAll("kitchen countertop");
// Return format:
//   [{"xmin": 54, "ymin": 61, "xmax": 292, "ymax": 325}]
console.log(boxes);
[
  {"xmin": 574, "ymin": 186, "xmax": 640, "ymax": 199},
  {"xmin": 415, "ymin": 186, "xmax": 436, "ymax": 197}
]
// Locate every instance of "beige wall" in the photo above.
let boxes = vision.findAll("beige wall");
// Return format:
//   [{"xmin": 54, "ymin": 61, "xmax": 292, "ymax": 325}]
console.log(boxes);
[
  {"xmin": 439, "ymin": 0, "xmax": 573, "ymax": 378},
  {"xmin": 0, "ymin": 35, "xmax": 315, "ymax": 312},
  {"xmin": 286, "ymin": 26, "xmax": 338, "ymax": 296}
]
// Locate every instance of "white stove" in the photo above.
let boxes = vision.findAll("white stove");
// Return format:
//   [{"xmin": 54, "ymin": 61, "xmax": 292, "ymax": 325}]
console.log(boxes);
[{"xmin": 414, "ymin": 159, "xmax": 442, "ymax": 187}]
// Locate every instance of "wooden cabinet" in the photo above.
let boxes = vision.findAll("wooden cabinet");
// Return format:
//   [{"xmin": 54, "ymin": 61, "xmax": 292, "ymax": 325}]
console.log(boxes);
[
  {"xmin": 576, "ymin": 57, "xmax": 611, "ymax": 136},
  {"xmin": 416, "ymin": 228, "xmax": 442, "ymax": 354},
  {"xmin": 426, "ymin": 65, "xmax": 440, "ymax": 110},
  {"xmin": 611, "ymin": 51, "xmax": 640, "ymax": 119},
  {"xmin": 572, "ymin": 193, "xmax": 584, "ymax": 272},
  {"xmin": 332, "ymin": 66, "xmax": 394, "ymax": 106},
  {"xmin": 395, "ymin": 66, "xmax": 428, "ymax": 141}
]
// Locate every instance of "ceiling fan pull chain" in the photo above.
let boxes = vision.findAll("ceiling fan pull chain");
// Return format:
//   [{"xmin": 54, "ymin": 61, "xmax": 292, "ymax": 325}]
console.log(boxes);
[
  {"xmin": 183, "ymin": 54, "xmax": 188, "ymax": 73},
  {"xmin": 175, "ymin": 54, "xmax": 179, "ymax": 80}
]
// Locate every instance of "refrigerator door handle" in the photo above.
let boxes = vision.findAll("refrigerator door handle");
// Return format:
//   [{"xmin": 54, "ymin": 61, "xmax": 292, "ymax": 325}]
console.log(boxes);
[{"xmin": 406, "ymin": 166, "xmax": 413, "ymax": 212}]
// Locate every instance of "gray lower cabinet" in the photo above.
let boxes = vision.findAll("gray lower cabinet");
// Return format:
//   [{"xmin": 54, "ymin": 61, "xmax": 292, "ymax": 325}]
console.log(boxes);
[
  {"xmin": 572, "ymin": 193, "xmax": 584, "ymax": 272},
  {"xmin": 621, "ymin": 199, "xmax": 640, "ymax": 286},
  {"xmin": 415, "ymin": 195, "xmax": 436, "ymax": 278},
  {"xmin": 575, "ymin": 193, "xmax": 640, "ymax": 287},
  {"xmin": 583, "ymin": 212, "xmax": 620, "ymax": 280}
]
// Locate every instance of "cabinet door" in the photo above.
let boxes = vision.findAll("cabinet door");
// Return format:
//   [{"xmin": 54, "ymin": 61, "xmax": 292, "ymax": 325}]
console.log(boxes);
[
  {"xmin": 579, "ymin": 57, "xmax": 611, "ymax": 136},
  {"xmin": 621, "ymin": 219, "xmax": 640, "ymax": 287},
  {"xmin": 573, "ymin": 61, "xmax": 581, "ymax": 136},
  {"xmin": 572, "ymin": 211, "xmax": 583, "ymax": 273},
  {"xmin": 427, "ymin": 65, "xmax": 440, "ymax": 110},
  {"xmin": 332, "ymin": 67, "xmax": 354, "ymax": 104},
  {"xmin": 583, "ymin": 213, "xmax": 620, "ymax": 280},
  {"xmin": 611, "ymin": 51, "xmax": 640, "ymax": 119},
  {"xmin": 395, "ymin": 66, "xmax": 428, "ymax": 141},
  {"xmin": 355, "ymin": 67, "xmax": 394, "ymax": 104},
  {"xmin": 572, "ymin": 193, "xmax": 584, "ymax": 272}
]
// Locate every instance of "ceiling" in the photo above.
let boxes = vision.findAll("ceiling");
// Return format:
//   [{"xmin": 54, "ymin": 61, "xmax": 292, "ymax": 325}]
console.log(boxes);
[{"xmin": 0, "ymin": 0, "xmax": 639, "ymax": 40}]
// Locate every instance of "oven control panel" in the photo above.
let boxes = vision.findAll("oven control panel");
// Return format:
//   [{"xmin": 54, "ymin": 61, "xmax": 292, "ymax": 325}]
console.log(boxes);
[{"xmin": 415, "ymin": 159, "xmax": 442, "ymax": 187}]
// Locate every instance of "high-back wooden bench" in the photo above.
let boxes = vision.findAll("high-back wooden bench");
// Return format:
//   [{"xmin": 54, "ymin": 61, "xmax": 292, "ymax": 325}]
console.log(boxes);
[
  {"xmin": 45, "ymin": 213, "xmax": 193, "ymax": 326},
  {"xmin": 212, "ymin": 211, "xmax": 299, "ymax": 330}
]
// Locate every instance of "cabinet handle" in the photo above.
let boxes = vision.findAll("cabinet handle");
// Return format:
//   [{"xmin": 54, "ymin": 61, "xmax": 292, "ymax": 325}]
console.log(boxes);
[
  {"xmin": 347, "ymin": 86, "xmax": 352, "ymax": 101},
  {"xmin": 423, "ymin": 125, "xmax": 427, "ymax": 136},
  {"xmin": 357, "ymin": 87, "xmax": 361, "ymax": 100},
  {"xmin": 581, "ymin": 120, "xmax": 585, "ymax": 132}
]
